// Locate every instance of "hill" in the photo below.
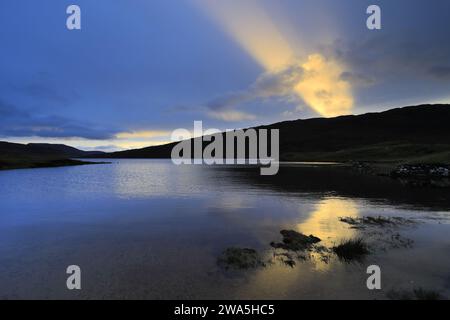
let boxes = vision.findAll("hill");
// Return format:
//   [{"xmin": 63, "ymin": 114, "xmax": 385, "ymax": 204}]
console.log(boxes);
[
  {"xmin": 0, "ymin": 142, "xmax": 104, "ymax": 170},
  {"xmin": 98, "ymin": 104, "xmax": 450, "ymax": 164},
  {"xmin": 2, "ymin": 104, "xmax": 449, "ymax": 169}
]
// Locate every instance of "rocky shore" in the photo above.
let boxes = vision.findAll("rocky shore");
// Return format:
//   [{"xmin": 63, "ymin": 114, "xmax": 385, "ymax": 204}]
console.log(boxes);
[{"xmin": 390, "ymin": 164, "xmax": 450, "ymax": 188}]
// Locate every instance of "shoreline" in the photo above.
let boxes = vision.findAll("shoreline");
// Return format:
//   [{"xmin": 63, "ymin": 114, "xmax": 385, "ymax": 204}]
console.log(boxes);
[
  {"xmin": 0, "ymin": 159, "xmax": 110, "ymax": 171},
  {"xmin": 1, "ymin": 159, "xmax": 449, "ymax": 188}
]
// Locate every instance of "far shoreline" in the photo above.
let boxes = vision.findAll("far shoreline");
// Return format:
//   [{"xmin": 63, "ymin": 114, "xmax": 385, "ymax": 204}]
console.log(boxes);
[{"xmin": 0, "ymin": 159, "xmax": 110, "ymax": 171}]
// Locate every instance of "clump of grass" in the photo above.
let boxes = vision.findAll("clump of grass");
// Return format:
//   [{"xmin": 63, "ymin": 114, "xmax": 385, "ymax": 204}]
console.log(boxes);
[
  {"xmin": 387, "ymin": 288, "xmax": 445, "ymax": 300},
  {"xmin": 339, "ymin": 216, "xmax": 415, "ymax": 228},
  {"xmin": 364, "ymin": 216, "xmax": 396, "ymax": 225},
  {"xmin": 332, "ymin": 238, "xmax": 370, "ymax": 262},
  {"xmin": 413, "ymin": 288, "xmax": 444, "ymax": 300},
  {"xmin": 218, "ymin": 247, "xmax": 265, "ymax": 270}
]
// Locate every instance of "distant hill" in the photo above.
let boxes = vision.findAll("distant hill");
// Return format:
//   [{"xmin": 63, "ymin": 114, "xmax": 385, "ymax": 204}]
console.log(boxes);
[
  {"xmin": 2, "ymin": 104, "xmax": 449, "ymax": 169},
  {"xmin": 98, "ymin": 104, "xmax": 450, "ymax": 164},
  {"xmin": 0, "ymin": 142, "xmax": 104, "ymax": 170},
  {"xmin": 26, "ymin": 143, "xmax": 104, "ymax": 158}
]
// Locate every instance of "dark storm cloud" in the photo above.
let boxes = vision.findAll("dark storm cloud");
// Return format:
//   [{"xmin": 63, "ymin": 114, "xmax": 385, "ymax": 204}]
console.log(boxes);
[{"xmin": 331, "ymin": 34, "xmax": 450, "ymax": 84}]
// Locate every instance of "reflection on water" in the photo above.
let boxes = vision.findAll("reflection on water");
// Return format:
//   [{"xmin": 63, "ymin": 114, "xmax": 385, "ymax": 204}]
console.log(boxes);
[
  {"xmin": 298, "ymin": 198, "xmax": 360, "ymax": 244},
  {"xmin": 0, "ymin": 159, "xmax": 449, "ymax": 299},
  {"xmin": 297, "ymin": 198, "xmax": 359, "ymax": 271}
]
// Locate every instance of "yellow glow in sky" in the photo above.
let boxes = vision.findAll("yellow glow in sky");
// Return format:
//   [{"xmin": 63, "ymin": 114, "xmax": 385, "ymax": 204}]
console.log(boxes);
[
  {"xmin": 7, "ymin": 130, "xmax": 172, "ymax": 151},
  {"xmin": 199, "ymin": 0, "xmax": 293, "ymax": 71},
  {"xmin": 115, "ymin": 130, "xmax": 171, "ymax": 139},
  {"xmin": 208, "ymin": 110, "xmax": 256, "ymax": 122},
  {"xmin": 295, "ymin": 54, "xmax": 354, "ymax": 117},
  {"xmin": 197, "ymin": 0, "xmax": 354, "ymax": 117}
]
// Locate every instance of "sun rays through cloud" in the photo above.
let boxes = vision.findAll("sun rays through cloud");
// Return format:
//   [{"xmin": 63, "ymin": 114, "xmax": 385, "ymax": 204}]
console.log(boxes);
[
  {"xmin": 295, "ymin": 54, "xmax": 354, "ymax": 117},
  {"xmin": 196, "ymin": 0, "xmax": 354, "ymax": 118}
]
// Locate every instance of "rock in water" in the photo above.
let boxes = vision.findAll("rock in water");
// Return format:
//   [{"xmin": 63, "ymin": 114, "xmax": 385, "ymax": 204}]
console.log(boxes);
[{"xmin": 271, "ymin": 230, "xmax": 321, "ymax": 251}]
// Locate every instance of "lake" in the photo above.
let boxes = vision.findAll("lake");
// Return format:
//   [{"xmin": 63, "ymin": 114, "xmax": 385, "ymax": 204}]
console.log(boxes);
[{"xmin": 0, "ymin": 159, "xmax": 449, "ymax": 299}]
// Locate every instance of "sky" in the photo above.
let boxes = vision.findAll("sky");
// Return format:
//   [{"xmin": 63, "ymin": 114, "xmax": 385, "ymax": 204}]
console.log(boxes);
[{"xmin": 1, "ymin": 0, "xmax": 450, "ymax": 151}]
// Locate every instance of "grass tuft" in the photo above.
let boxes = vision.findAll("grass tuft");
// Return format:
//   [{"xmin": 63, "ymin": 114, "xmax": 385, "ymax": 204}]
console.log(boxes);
[
  {"xmin": 387, "ymin": 288, "xmax": 445, "ymax": 300},
  {"xmin": 332, "ymin": 238, "xmax": 370, "ymax": 262}
]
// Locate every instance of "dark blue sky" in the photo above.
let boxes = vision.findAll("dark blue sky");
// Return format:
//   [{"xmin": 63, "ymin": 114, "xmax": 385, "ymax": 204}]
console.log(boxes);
[{"xmin": 1, "ymin": 0, "xmax": 450, "ymax": 150}]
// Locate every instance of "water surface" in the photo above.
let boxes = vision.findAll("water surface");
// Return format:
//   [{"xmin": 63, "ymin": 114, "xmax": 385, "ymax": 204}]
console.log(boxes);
[{"xmin": 0, "ymin": 159, "xmax": 449, "ymax": 299}]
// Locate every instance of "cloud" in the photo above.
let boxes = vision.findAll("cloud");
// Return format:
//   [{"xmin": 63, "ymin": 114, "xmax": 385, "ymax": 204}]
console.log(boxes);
[
  {"xmin": 293, "ymin": 54, "xmax": 353, "ymax": 117},
  {"xmin": 115, "ymin": 130, "xmax": 171, "ymax": 139},
  {"xmin": 113, "ymin": 140, "xmax": 172, "ymax": 149},
  {"xmin": 198, "ymin": 0, "xmax": 354, "ymax": 118},
  {"xmin": 206, "ymin": 63, "xmax": 303, "ymax": 111},
  {"xmin": 208, "ymin": 110, "xmax": 256, "ymax": 122},
  {"xmin": 332, "ymin": 35, "xmax": 450, "ymax": 83},
  {"xmin": 252, "ymin": 63, "xmax": 305, "ymax": 98},
  {"xmin": 12, "ymin": 83, "xmax": 71, "ymax": 105},
  {"xmin": 4, "ymin": 72, "xmax": 81, "ymax": 107},
  {"xmin": 428, "ymin": 66, "xmax": 450, "ymax": 79},
  {"xmin": 113, "ymin": 130, "xmax": 172, "ymax": 148},
  {"xmin": 339, "ymin": 71, "xmax": 375, "ymax": 86},
  {"xmin": 0, "ymin": 99, "xmax": 116, "ymax": 140},
  {"xmin": 78, "ymin": 145, "xmax": 126, "ymax": 152},
  {"xmin": 206, "ymin": 54, "xmax": 354, "ymax": 119},
  {"xmin": 0, "ymin": 99, "xmax": 173, "ymax": 151}
]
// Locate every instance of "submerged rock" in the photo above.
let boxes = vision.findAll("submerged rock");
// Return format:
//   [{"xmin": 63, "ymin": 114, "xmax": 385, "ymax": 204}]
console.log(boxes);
[
  {"xmin": 273, "ymin": 252, "xmax": 298, "ymax": 268},
  {"xmin": 271, "ymin": 230, "xmax": 321, "ymax": 251},
  {"xmin": 217, "ymin": 247, "xmax": 265, "ymax": 270}
]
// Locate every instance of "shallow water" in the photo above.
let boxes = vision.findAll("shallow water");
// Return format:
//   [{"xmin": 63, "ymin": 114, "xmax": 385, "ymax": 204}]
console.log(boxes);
[{"xmin": 0, "ymin": 159, "xmax": 449, "ymax": 299}]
